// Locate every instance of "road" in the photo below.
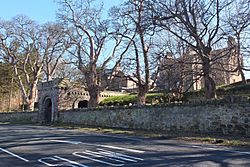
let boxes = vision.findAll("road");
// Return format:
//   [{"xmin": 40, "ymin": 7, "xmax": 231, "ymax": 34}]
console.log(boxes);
[{"xmin": 0, "ymin": 124, "xmax": 249, "ymax": 167}]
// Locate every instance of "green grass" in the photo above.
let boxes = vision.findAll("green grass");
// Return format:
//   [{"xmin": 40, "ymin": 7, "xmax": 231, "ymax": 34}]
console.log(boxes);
[
  {"xmin": 99, "ymin": 94, "xmax": 137, "ymax": 106},
  {"xmin": 183, "ymin": 83, "xmax": 250, "ymax": 101},
  {"xmin": 99, "ymin": 92, "xmax": 165, "ymax": 106},
  {"xmin": 101, "ymin": 83, "xmax": 250, "ymax": 105},
  {"xmin": 216, "ymin": 83, "xmax": 250, "ymax": 96}
]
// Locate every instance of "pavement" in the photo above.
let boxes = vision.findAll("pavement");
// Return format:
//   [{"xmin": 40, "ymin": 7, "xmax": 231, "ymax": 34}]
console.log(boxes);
[{"xmin": 0, "ymin": 123, "xmax": 249, "ymax": 166}]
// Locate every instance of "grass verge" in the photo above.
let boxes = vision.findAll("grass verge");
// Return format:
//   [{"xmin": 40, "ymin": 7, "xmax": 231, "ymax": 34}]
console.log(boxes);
[
  {"xmin": 178, "ymin": 136, "xmax": 250, "ymax": 147},
  {"xmin": 50, "ymin": 123, "xmax": 250, "ymax": 147}
]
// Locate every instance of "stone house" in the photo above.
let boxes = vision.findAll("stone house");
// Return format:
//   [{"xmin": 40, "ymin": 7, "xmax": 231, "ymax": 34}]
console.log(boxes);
[
  {"xmin": 101, "ymin": 68, "xmax": 138, "ymax": 92},
  {"xmin": 156, "ymin": 37, "xmax": 242, "ymax": 92}
]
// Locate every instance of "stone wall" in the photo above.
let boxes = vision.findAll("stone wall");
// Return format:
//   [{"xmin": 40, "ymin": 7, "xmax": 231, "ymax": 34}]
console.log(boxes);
[
  {"xmin": 1, "ymin": 104, "xmax": 249, "ymax": 136},
  {"xmin": 59, "ymin": 104, "xmax": 250, "ymax": 136},
  {"xmin": 0, "ymin": 112, "xmax": 37, "ymax": 123}
]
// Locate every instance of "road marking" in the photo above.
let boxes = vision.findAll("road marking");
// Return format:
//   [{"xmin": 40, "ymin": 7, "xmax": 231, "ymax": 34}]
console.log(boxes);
[
  {"xmin": 50, "ymin": 139, "xmax": 145, "ymax": 153},
  {"xmin": 73, "ymin": 151, "xmax": 123, "ymax": 166},
  {"xmin": 38, "ymin": 157, "xmax": 61, "ymax": 166},
  {"xmin": 94, "ymin": 144, "xmax": 145, "ymax": 153},
  {"xmin": 73, "ymin": 149, "xmax": 144, "ymax": 166},
  {"xmin": 38, "ymin": 156, "xmax": 89, "ymax": 167},
  {"xmin": 0, "ymin": 148, "xmax": 29, "ymax": 162},
  {"xmin": 97, "ymin": 149, "xmax": 144, "ymax": 161},
  {"xmin": 50, "ymin": 139, "xmax": 82, "ymax": 145},
  {"xmin": 191, "ymin": 145, "xmax": 250, "ymax": 155},
  {"xmin": 84, "ymin": 150, "xmax": 125, "ymax": 163},
  {"xmin": 54, "ymin": 156, "xmax": 89, "ymax": 167}
]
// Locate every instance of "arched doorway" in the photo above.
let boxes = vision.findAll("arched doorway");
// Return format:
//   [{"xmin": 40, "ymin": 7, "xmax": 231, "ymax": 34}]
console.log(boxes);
[
  {"xmin": 44, "ymin": 98, "xmax": 52, "ymax": 123},
  {"xmin": 78, "ymin": 100, "xmax": 88, "ymax": 108}
]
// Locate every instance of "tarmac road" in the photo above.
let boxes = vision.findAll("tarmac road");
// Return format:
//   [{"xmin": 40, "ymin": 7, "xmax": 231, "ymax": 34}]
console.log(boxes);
[{"xmin": 0, "ymin": 123, "xmax": 249, "ymax": 167}]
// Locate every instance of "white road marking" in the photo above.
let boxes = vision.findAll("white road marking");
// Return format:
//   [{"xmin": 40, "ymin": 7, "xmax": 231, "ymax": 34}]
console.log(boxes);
[
  {"xmin": 73, "ymin": 149, "xmax": 144, "ymax": 166},
  {"xmin": 229, "ymin": 150, "xmax": 250, "ymax": 155},
  {"xmin": 73, "ymin": 151, "xmax": 124, "ymax": 166},
  {"xmin": 93, "ymin": 144, "xmax": 145, "ymax": 153},
  {"xmin": 50, "ymin": 139, "xmax": 145, "ymax": 153},
  {"xmin": 0, "ymin": 148, "xmax": 29, "ymax": 162},
  {"xmin": 84, "ymin": 150, "xmax": 125, "ymax": 163},
  {"xmin": 38, "ymin": 156, "xmax": 89, "ymax": 167},
  {"xmin": 96, "ymin": 151, "xmax": 137, "ymax": 162},
  {"xmin": 38, "ymin": 157, "xmax": 61, "ymax": 166},
  {"xmin": 97, "ymin": 149, "xmax": 144, "ymax": 161},
  {"xmin": 190, "ymin": 145, "xmax": 250, "ymax": 155},
  {"xmin": 54, "ymin": 156, "xmax": 89, "ymax": 167},
  {"xmin": 50, "ymin": 139, "xmax": 82, "ymax": 145}
]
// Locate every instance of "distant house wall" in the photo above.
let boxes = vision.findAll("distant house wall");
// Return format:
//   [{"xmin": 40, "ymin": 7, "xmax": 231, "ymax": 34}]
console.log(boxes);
[{"xmin": 157, "ymin": 38, "xmax": 242, "ymax": 92}]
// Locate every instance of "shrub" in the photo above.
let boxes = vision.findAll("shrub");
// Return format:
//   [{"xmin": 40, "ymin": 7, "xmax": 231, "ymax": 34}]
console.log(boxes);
[{"xmin": 146, "ymin": 93, "xmax": 164, "ymax": 103}]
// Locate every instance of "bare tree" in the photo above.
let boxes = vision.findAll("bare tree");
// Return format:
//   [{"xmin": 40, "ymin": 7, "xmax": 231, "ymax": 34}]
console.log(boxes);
[
  {"xmin": 223, "ymin": 0, "xmax": 250, "ymax": 84},
  {"xmin": 41, "ymin": 22, "xmax": 71, "ymax": 81},
  {"xmin": 53, "ymin": 63, "xmax": 82, "ymax": 81},
  {"xmin": 57, "ymin": 0, "xmax": 129, "ymax": 107},
  {"xmin": 0, "ymin": 16, "xmax": 43, "ymax": 110},
  {"xmin": 111, "ymin": 0, "xmax": 159, "ymax": 106},
  {"xmin": 152, "ymin": 0, "xmax": 231, "ymax": 99}
]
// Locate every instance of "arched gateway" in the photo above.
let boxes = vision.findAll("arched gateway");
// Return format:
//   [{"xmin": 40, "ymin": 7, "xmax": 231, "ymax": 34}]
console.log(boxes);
[
  {"xmin": 78, "ymin": 100, "xmax": 88, "ymax": 108},
  {"xmin": 37, "ymin": 78, "xmax": 124, "ymax": 123},
  {"xmin": 44, "ymin": 98, "xmax": 52, "ymax": 123}
]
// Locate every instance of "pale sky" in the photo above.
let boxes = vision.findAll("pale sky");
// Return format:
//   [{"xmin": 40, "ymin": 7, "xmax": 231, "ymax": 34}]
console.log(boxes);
[
  {"xmin": 0, "ymin": 0, "xmax": 57, "ymax": 23},
  {"xmin": 0, "ymin": 0, "xmax": 122, "ymax": 23}
]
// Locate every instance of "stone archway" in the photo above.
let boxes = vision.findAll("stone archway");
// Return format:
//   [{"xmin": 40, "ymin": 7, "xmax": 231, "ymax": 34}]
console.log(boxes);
[
  {"xmin": 78, "ymin": 100, "xmax": 88, "ymax": 108},
  {"xmin": 44, "ymin": 98, "xmax": 52, "ymax": 123}
]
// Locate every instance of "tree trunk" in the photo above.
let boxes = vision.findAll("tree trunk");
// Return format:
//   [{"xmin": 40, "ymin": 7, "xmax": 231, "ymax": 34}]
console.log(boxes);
[
  {"xmin": 26, "ymin": 81, "xmax": 38, "ymax": 111},
  {"xmin": 137, "ymin": 85, "xmax": 148, "ymax": 106},
  {"xmin": 239, "ymin": 69, "xmax": 246, "ymax": 84},
  {"xmin": 27, "ymin": 99, "xmax": 35, "ymax": 111},
  {"xmin": 202, "ymin": 56, "xmax": 216, "ymax": 99},
  {"xmin": 85, "ymin": 70, "xmax": 100, "ymax": 108},
  {"xmin": 22, "ymin": 94, "xmax": 36, "ymax": 111},
  {"xmin": 88, "ymin": 85, "xmax": 100, "ymax": 108},
  {"xmin": 46, "ymin": 74, "xmax": 53, "ymax": 82},
  {"xmin": 15, "ymin": 81, "xmax": 37, "ymax": 111},
  {"xmin": 204, "ymin": 75, "xmax": 216, "ymax": 99},
  {"xmin": 236, "ymin": 36, "xmax": 246, "ymax": 84}
]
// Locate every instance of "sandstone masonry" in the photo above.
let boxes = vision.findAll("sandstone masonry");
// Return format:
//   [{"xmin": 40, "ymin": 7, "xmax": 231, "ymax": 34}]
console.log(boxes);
[{"xmin": 59, "ymin": 104, "xmax": 250, "ymax": 136}]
